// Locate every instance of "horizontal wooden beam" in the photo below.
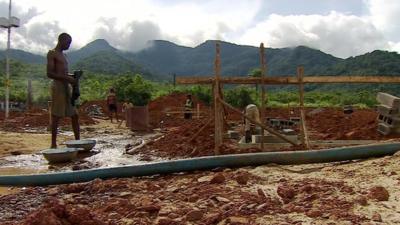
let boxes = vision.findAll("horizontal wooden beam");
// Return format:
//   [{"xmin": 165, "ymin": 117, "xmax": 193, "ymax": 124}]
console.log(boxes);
[{"xmin": 176, "ymin": 75, "xmax": 400, "ymax": 85}]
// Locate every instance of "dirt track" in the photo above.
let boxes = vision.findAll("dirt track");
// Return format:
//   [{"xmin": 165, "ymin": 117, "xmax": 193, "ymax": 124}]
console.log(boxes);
[{"xmin": 1, "ymin": 93, "xmax": 400, "ymax": 224}]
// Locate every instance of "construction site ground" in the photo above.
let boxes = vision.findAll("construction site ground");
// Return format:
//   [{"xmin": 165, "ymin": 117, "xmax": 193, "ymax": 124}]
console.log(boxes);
[{"xmin": 1, "ymin": 93, "xmax": 400, "ymax": 225}]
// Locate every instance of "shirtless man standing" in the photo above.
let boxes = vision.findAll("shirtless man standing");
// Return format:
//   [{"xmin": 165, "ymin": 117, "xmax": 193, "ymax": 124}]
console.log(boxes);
[{"xmin": 47, "ymin": 33, "xmax": 80, "ymax": 148}]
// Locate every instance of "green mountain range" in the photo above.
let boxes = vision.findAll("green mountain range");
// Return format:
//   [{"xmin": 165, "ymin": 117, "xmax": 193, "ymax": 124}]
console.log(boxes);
[{"xmin": 1, "ymin": 39, "xmax": 400, "ymax": 81}]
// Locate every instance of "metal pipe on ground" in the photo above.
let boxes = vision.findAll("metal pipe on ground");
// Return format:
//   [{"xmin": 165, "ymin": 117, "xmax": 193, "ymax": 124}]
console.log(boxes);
[{"xmin": 1, "ymin": 142, "xmax": 399, "ymax": 186}]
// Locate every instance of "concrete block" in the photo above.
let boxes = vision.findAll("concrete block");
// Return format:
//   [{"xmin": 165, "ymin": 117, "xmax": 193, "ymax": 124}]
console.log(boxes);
[
  {"xmin": 227, "ymin": 130, "xmax": 240, "ymax": 139},
  {"xmin": 268, "ymin": 118, "xmax": 295, "ymax": 128},
  {"xmin": 252, "ymin": 134, "xmax": 298, "ymax": 144},
  {"xmin": 289, "ymin": 117, "xmax": 301, "ymax": 124},
  {"xmin": 377, "ymin": 104, "xmax": 399, "ymax": 116},
  {"xmin": 376, "ymin": 92, "xmax": 400, "ymax": 108},
  {"xmin": 280, "ymin": 119, "xmax": 295, "ymax": 128},
  {"xmin": 268, "ymin": 119, "xmax": 280, "ymax": 127},
  {"xmin": 377, "ymin": 114, "xmax": 388, "ymax": 123},
  {"xmin": 343, "ymin": 105, "xmax": 354, "ymax": 114},
  {"xmin": 282, "ymin": 129, "xmax": 296, "ymax": 135},
  {"xmin": 387, "ymin": 116, "xmax": 400, "ymax": 127},
  {"xmin": 377, "ymin": 123, "xmax": 392, "ymax": 135}
]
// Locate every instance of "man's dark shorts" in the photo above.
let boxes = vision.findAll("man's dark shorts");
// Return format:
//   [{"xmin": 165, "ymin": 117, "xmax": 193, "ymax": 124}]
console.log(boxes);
[{"xmin": 108, "ymin": 104, "xmax": 117, "ymax": 112}]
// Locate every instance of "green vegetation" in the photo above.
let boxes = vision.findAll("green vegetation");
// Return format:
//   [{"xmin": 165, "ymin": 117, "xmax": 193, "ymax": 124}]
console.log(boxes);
[
  {"xmin": 0, "ymin": 61, "xmax": 388, "ymax": 109},
  {"xmin": 114, "ymin": 75, "xmax": 153, "ymax": 106},
  {"xmin": 2, "ymin": 44, "xmax": 400, "ymax": 110}
]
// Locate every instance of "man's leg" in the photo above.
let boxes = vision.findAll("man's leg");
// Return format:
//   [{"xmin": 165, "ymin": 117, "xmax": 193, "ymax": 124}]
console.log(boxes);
[
  {"xmin": 115, "ymin": 112, "xmax": 119, "ymax": 122},
  {"xmin": 71, "ymin": 114, "xmax": 80, "ymax": 140},
  {"xmin": 51, "ymin": 115, "xmax": 60, "ymax": 148},
  {"xmin": 245, "ymin": 130, "xmax": 251, "ymax": 143}
]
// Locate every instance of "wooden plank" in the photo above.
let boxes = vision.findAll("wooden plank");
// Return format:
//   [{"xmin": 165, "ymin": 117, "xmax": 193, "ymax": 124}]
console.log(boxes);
[
  {"xmin": 187, "ymin": 117, "xmax": 213, "ymax": 143},
  {"xmin": 164, "ymin": 111, "xmax": 204, "ymax": 114},
  {"xmin": 297, "ymin": 66, "xmax": 311, "ymax": 149},
  {"xmin": 177, "ymin": 75, "xmax": 400, "ymax": 85},
  {"xmin": 214, "ymin": 41, "xmax": 222, "ymax": 155},
  {"xmin": 218, "ymin": 98, "xmax": 298, "ymax": 146}
]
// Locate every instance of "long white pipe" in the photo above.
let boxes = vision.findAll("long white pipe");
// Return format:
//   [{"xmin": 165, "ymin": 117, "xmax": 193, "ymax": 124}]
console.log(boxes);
[{"xmin": 0, "ymin": 142, "xmax": 399, "ymax": 186}]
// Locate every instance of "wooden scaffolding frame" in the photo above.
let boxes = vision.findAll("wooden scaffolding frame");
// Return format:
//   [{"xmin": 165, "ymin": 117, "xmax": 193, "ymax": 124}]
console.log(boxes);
[{"xmin": 177, "ymin": 41, "xmax": 400, "ymax": 155}]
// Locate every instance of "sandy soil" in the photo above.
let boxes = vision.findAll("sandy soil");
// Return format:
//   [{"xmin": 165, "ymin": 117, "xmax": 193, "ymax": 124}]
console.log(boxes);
[
  {"xmin": 0, "ymin": 131, "xmax": 70, "ymax": 157},
  {"xmin": 0, "ymin": 118, "xmax": 129, "ymax": 158}
]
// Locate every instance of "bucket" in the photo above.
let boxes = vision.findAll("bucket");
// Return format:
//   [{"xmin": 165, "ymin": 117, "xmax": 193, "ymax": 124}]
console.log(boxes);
[{"xmin": 127, "ymin": 106, "xmax": 149, "ymax": 131}]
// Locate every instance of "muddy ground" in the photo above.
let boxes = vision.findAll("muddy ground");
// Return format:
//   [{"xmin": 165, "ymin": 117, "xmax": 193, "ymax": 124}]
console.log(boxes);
[{"xmin": 1, "ymin": 93, "xmax": 400, "ymax": 224}]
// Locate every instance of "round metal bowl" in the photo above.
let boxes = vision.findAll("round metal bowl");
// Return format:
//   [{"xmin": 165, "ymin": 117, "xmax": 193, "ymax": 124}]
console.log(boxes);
[
  {"xmin": 41, "ymin": 148, "xmax": 79, "ymax": 164},
  {"xmin": 65, "ymin": 139, "xmax": 96, "ymax": 152}
]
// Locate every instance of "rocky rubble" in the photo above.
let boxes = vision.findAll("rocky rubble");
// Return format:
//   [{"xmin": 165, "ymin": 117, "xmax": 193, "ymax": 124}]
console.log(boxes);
[{"xmin": 0, "ymin": 169, "xmax": 380, "ymax": 225}]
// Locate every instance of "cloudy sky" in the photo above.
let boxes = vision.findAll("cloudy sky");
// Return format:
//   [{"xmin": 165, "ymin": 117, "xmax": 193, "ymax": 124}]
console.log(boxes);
[{"xmin": 0, "ymin": 0, "xmax": 399, "ymax": 58}]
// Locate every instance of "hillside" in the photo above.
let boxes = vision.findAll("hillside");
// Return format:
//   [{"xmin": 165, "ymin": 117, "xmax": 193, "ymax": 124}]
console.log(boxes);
[
  {"xmin": 1, "ymin": 39, "xmax": 400, "ymax": 82},
  {"xmin": 73, "ymin": 51, "xmax": 152, "ymax": 77}
]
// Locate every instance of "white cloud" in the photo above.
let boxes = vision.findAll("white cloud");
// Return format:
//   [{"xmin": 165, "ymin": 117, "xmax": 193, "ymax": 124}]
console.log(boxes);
[
  {"xmin": 0, "ymin": 0, "xmax": 400, "ymax": 57},
  {"xmin": 238, "ymin": 11, "xmax": 390, "ymax": 58},
  {"xmin": 1, "ymin": 0, "xmax": 260, "ymax": 53},
  {"xmin": 367, "ymin": 0, "xmax": 400, "ymax": 41},
  {"xmin": 93, "ymin": 18, "xmax": 166, "ymax": 52}
]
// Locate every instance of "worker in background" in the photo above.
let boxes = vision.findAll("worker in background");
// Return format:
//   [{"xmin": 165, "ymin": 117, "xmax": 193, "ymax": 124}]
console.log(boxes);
[
  {"xmin": 118, "ymin": 100, "xmax": 133, "ymax": 128},
  {"xmin": 184, "ymin": 94, "xmax": 194, "ymax": 119},
  {"xmin": 106, "ymin": 88, "xmax": 119, "ymax": 123},
  {"xmin": 244, "ymin": 104, "xmax": 261, "ymax": 143}
]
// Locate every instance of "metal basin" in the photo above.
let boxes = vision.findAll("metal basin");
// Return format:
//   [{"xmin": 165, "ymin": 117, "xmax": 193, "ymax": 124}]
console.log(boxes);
[
  {"xmin": 41, "ymin": 148, "xmax": 79, "ymax": 164},
  {"xmin": 65, "ymin": 139, "xmax": 96, "ymax": 152}
]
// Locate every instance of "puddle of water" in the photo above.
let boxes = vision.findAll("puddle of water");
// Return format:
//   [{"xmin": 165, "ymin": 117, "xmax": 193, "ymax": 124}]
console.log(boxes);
[{"xmin": 0, "ymin": 132, "xmax": 163, "ymax": 176}]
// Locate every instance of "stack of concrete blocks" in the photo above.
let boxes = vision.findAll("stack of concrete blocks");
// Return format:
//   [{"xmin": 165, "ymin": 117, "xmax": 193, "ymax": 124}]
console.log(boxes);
[
  {"xmin": 252, "ymin": 118, "xmax": 298, "ymax": 144},
  {"xmin": 376, "ymin": 92, "xmax": 400, "ymax": 135},
  {"xmin": 266, "ymin": 118, "xmax": 297, "ymax": 129}
]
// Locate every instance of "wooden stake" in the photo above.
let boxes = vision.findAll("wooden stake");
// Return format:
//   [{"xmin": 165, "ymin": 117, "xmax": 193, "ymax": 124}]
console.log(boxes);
[
  {"xmin": 214, "ymin": 41, "xmax": 222, "ymax": 155},
  {"xmin": 218, "ymin": 98, "xmax": 298, "ymax": 146},
  {"xmin": 297, "ymin": 66, "xmax": 311, "ymax": 149},
  {"xmin": 196, "ymin": 103, "xmax": 200, "ymax": 119}
]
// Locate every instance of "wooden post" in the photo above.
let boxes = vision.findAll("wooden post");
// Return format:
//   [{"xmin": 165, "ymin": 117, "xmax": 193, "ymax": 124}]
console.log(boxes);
[
  {"xmin": 196, "ymin": 103, "xmax": 200, "ymax": 119},
  {"xmin": 297, "ymin": 66, "xmax": 310, "ymax": 149},
  {"xmin": 218, "ymin": 98, "xmax": 298, "ymax": 146},
  {"xmin": 214, "ymin": 41, "xmax": 222, "ymax": 155},
  {"xmin": 260, "ymin": 43, "xmax": 266, "ymax": 150}
]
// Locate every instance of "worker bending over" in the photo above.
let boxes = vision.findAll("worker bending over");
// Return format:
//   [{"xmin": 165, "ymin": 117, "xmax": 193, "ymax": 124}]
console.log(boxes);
[{"xmin": 244, "ymin": 104, "xmax": 261, "ymax": 143}]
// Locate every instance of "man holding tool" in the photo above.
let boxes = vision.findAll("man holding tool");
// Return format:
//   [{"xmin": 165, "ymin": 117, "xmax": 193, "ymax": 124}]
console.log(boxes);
[{"xmin": 47, "ymin": 33, "xmax": 80, "ymax": 148}]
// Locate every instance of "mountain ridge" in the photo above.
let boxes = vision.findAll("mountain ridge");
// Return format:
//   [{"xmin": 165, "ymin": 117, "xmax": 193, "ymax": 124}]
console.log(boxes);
[{"xmin": 1, "ymin": 39, "xmax": 399, "ymax": 80}]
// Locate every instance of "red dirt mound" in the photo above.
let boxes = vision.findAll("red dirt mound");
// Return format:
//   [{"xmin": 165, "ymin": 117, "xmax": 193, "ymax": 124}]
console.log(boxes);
[{"xmin": 148, "ymin": 92, "xmax": 210, "ymax": 127}]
